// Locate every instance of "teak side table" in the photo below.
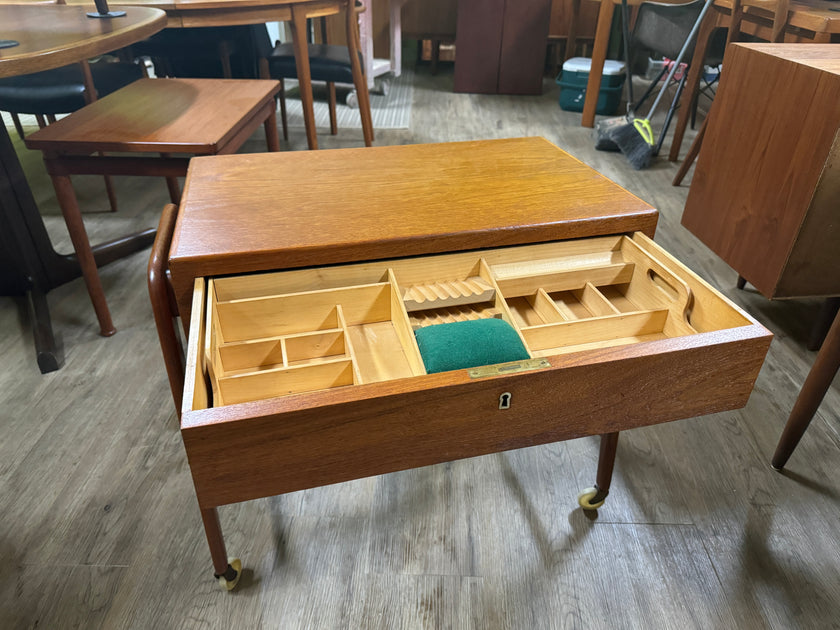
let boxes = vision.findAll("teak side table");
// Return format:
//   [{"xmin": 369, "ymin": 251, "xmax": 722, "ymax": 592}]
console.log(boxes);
[
  {"xmin": 156, "ymin": 137, "xmax": 772, "ymax": 589},
  {"xmin": 26, "ymin": 77, "xmax": 282, "ymax": 337}
]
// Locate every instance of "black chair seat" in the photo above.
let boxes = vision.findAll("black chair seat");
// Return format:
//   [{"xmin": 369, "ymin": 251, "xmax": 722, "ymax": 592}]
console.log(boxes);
[
  {"xmin": 268, "ymin": 43, "xmax": 360, "ymax": 84},
  {"xmin": 0, "ymin": 61, "xmax": 144, "ymax": 115}
]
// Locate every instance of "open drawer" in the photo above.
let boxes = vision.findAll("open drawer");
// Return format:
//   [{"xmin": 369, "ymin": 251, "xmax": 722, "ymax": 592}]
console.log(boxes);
[{"xmin": 181, "ymin": 232, "xmax": 772, "ymax": 509}]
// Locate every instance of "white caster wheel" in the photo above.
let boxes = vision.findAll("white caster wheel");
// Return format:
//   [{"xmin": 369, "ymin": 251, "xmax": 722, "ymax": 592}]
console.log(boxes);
[
  {"xmin": 346, "ymin": 90, "xmax": 358, "ymax": 109},
  {"xmin": 577, "ymin": 486, "xmax": 607, "ymax": 511},
  {"xmin": 376, "ymin": 79, "xmax": 390, "ymax": 97},
  {"xmin": 216, "ymin": 557, "xmax": 242, "ymax": 591}
]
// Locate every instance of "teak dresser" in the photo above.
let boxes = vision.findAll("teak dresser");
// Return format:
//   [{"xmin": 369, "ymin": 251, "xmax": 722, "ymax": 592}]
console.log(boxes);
[{"xmin": 162, "ymin": 137, "xmax": 772, "ymax": 589}]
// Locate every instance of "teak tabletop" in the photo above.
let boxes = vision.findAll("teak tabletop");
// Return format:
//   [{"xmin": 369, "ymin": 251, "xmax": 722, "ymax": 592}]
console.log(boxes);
[
  {"xmin": 25, "ymin": 77, "xmax": 281, "ymax": 154},
  {"xmin": 0, "ymin": 4, "xmax": 166, "ymax": 77},
  {"xmin": 168, "ymin": 137, "xmax": 658, "ymax": 318}
]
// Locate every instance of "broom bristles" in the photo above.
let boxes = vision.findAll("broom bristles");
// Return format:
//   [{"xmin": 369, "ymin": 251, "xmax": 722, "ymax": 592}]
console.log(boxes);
[
  {"xmin": 593, "ymin": 116, "xmax": 628, "ymax": 152},
  {"xmin": 612, "ymin": 122, "xmax": 653, "ymax": 170}
]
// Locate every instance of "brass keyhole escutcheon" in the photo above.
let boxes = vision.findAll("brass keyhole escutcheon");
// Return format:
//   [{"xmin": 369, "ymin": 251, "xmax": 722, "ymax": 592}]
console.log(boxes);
[{"xmin": 499, "ymin": 392, "xmax": 512, "ymax": 410}]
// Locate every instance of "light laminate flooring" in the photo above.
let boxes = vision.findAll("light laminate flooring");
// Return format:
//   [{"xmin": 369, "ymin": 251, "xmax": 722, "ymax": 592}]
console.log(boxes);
[{"xmin": 1, "ymin": 59, "xmax": 838, "ymax": 630}]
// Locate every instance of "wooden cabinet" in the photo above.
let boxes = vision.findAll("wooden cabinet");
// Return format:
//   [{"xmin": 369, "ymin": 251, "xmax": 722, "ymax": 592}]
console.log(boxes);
[
  {"xmin": 453, "ymin": 0, "xmax": 553, "ymax": 94},
  {"xmin": 682, "ymin": 43, "xmax": 840, "ymax": 299}
]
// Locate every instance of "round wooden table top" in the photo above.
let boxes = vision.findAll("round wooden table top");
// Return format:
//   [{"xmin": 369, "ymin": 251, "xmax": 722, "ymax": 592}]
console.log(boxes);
[{"xmin": 0, "ymin": 4, "xmax": 167, "ymax": 78}]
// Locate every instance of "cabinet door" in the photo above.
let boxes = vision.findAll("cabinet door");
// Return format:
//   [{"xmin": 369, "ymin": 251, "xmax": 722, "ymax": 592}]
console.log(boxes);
[
  {"xmin": 498, "ymin": 0, "xmax": 553, "ymax": 94},
  {"xmin": 453, "ymin": 0, "xmax": 507, "ymax": 94}
]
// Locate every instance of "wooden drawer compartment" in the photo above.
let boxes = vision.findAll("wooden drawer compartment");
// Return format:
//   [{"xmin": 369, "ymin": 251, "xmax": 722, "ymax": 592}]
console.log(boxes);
[{"xmin": 182, "ymin": 233, "xmax": 772, "ymax": 509}]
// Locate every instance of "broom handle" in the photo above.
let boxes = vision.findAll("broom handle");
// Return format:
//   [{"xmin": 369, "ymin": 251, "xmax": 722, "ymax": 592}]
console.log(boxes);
[{"xmin": 645, "ymin": 0, "xmax": 714, "ymax": 119}]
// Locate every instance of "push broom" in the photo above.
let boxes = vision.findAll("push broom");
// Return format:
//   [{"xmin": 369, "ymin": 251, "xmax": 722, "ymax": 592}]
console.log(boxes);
[{"xmin": 612, "ymin": 0, "xmax": 715, "ymax": 169}]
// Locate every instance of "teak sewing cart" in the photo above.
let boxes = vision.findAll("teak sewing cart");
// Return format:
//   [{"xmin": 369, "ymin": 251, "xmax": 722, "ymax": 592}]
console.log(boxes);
[{"xmin": 155, "ymin": 137, "xmax": 772, "ymax": 589}]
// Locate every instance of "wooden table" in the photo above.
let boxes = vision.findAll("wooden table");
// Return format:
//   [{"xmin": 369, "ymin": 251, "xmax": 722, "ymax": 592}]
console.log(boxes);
[
  {"xmin": 0, "ymin": 3, "xmax": 166, "ymax": 371},
  {"xmin": 69, "ymin": 0, "xmax": 370, "ymax": 150},
  {"xmin": 158, "ymin": 137, "xmax": 771, "ymax": 588},
  {"xmin": 578, "ymin": 0, "xmax": 840, "ymax": 131}
]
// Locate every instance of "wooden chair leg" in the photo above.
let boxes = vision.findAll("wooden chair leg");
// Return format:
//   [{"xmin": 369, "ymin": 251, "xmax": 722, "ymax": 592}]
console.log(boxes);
[
  {"xmin": 772, "ymin": 307, "xmax": 840, "ymax": 469},
  {"xmin": 291, "ymin": 4, "xmax": 319, "ymax": 150},
  {"xmin": 219, "ymin": 41, "xmax": 233, "ymax": 79},
  {"xmin": 50, "ymin": 173, "xmax": 116, "ymax": 336},
  {"xmin": 264, "ymin": 106, "xmax": 280, "ymax": 152},
  {"xmin": 159, "ymin": 153, "xmax": 181, "ymax": 203},
  {"xmin": 36, "ymin": 114, "xmax": 47, "ymax": 128},
  {"xmin": 279, "ymin": 80, "xmax": 288, "ymax": 141},
  {"xmin": 328, "ymin": 82, "xmax": 338, "ymax": 135},
  {"xmin": 672, "ymin": 114, "xmax": 708, "ymax": 186},
  {"xmin": 104, "ymin": 174, "xmax": 118, "ymax": 212},
  {"xmin": 346, "ymin": 0, "xmax": 374, "ymax": 146}
]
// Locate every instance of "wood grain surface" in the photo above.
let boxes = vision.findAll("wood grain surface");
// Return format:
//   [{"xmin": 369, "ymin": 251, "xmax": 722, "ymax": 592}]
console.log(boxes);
[
  {"xmin": 682, "ymin": 44, "xmax": 840, "ymax": 299},
  {"xmin": 169, "ymin": 137, "xmax": 658, "ymax": 320},
  {"xmin": 1, "ymin": 53, "xmax": 838, "ymax": 629},
  {"xmin": 24, "ymin": 78, "xmax": 282, "ymax": 154},
  {"xmin": 0, "ymin": 4, "xmax": 166, "ymax": 77}
]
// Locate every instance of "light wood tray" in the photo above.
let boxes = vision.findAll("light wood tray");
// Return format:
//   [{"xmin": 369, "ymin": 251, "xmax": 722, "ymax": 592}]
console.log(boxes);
[{"xmin": 202, "ymin": 233, "xmax": 750, "ymax": 406}]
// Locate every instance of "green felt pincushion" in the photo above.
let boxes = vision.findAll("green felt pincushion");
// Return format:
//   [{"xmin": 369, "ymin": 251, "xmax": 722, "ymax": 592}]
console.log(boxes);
[{"xmin": 414, "ymin": 318, "xmax": 531, "ymax": 374}]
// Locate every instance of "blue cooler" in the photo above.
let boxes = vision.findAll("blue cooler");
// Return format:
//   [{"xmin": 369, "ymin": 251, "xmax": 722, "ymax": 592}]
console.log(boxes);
[{"xmin": 557, "ymin": 57, "xmax": 626, "ymax": 115}]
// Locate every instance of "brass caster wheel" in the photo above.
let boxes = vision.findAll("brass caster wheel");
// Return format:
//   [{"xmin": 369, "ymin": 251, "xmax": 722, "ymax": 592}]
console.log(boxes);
[
  {"xmin": 577, "ymin": 486, "xmax": 608, "ymax": 511},
  {"xmin": 216, "ymin": 557, "xmax": 242, "ymax": 591}
]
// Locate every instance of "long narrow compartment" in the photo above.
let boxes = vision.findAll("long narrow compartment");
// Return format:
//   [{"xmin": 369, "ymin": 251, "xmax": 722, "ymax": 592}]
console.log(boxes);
[{"xmin": 198, "ymin": 235, "xmax": 752, "ymax": 407}]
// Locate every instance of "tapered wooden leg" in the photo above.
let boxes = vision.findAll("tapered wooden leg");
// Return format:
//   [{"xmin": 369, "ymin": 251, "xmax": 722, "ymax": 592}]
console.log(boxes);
[
  {"xmin": 264, "ymin": 106, "xmax": 280, "ymax": 152},
  {"xmin": 50, "ymin": 173, "xmax": 115, "ymax": 337},
  {"xmin": 291, "ymin": 5, "xmax": 318, "ymax": 150},
  {"xmin": 578, "ymin": 432, "xmax": 619, "ymax": 510},
  {"xmin": 581, "ymin": 0, "xmax": 614, "ymax": 128},
  {"xmin": 328, "ymin": 82, "xmax": 338, "ymax": 135},
  {"xmin": 595, "ymin": 432, "xmax": 619, "ymax": 496},
  {"xmin": 279, "ymin": 80, "xmax": 288, "ymax": 141},
  {"xmin": 672, "ymin": 114, "xmax": 708, "ymax": 186},
  {"xmin": 104, "ymin": 174, "xmax": 118, "ymax": 212},
  {"xmin": 200, "ymin": 507, "xmax": 237, "ymax": 580},
  {"xmin": 772, "ymin": 308, "xmax": 840, "ymax": 470},
  {"xmin": 346, "ymin": 0, "xmax": 374, "ymax": 146},
  {"xmin": 160, "ymin": 153, "xmax": 181, "ymax": 203},
  {"xmin": 668, "ymin": 10, "xmax": 716, "ymax": 162}
]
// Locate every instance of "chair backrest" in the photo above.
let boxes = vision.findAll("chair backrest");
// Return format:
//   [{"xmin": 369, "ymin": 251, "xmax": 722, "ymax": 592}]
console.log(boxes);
[
  {"xmin": 728, "ymin": 0, "xmax": 791, "ymax": 45},
  {"xmin": 632, "ymin": 0, "xmax": 708, "ymax": 62}
]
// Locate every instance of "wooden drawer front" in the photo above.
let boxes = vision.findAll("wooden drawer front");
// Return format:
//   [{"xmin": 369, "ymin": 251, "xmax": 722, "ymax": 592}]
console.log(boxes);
[{"xmin": 181, "ymin": 233, "xmax": 772, "ymax": 508}]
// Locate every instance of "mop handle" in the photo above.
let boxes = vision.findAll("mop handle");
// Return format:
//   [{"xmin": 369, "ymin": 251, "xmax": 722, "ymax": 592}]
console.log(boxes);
[{"xmin": 645, "ymin": 0, "xmax": 714, "ymax": 118}]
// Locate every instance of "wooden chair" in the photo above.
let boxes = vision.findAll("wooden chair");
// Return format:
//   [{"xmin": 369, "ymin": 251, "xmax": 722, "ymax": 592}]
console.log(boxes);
[
  {"xmin": 257, "ymin": 3, "xmax": 374, "ymax": 146},
  {"xmin": 24, "ymin": 78, "xmax": 282, "ymax": 338},
  {"xmin": 672, "ymin": 0, "xmax": 791, "ymax": 184},
  {"xmin": 129, "ymin": 26, "xmax": 252, "ymax": 80}
]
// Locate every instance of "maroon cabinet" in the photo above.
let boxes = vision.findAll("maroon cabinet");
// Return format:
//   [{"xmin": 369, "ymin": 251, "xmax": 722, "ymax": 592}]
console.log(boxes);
[{"xmin": 454, "ymin": 0, "xmax": 552, "ymax": 94}]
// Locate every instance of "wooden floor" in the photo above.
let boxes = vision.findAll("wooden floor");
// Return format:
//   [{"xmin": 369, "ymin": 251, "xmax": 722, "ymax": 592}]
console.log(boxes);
[{"xmin": 2, "ymin": 59, "xmax": 839, "ymax": 630}]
